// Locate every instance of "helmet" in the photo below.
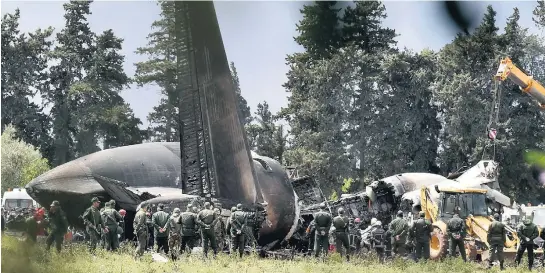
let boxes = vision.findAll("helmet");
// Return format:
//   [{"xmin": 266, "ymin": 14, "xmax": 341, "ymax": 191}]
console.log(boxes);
[
  {"xmin": 397, "ymin": 210, "xmax": 403, "ymax": 217},
  {"xmin": 337, "ymin": 208, "xmax": 344, "ymax": 215},
  {"xmin": 419, "ymin": 211, "xmax": 425, "ymax": 218},
  {"xmin": 119, "ymin": 209, "xmax": 126, "ymax": 217},
  {"xmin": 319, "ymin": 203, "xmax": 326, "ymax": 210},
  {"xmin": 231, "ymin": 207, "xmax": 236, "ymax": 212},
  {"xmin": 493, "ymin": 213, "xmax": 500, "ymax": 220},
  {"xmin": 370, "ymin": 218, "xmax": 377, "ymax": 226},
  {"xmin": 50, "ymin": 200, "xmax": 60, "ymax": 207},
  {"xmin": 173, "ymin": 208, "xmax": 181, "ymax": 214},
  {"xmin": 375, "ymin": 220, "xmax": 382, "ymax": 227},
  {"xmin": 237, "ymin": 204, "xmax": 243, "ymax": 210},
  {"xmin": 91, "ymin": 197, "xmax": 100, "ymax": 203},
  {"xmin": 354, "ymin": 218, "xmax": 361, "ymax": 223},
  {"xmin": 204, "ymin": 202, "xmax": 211, "ymax": 208}
]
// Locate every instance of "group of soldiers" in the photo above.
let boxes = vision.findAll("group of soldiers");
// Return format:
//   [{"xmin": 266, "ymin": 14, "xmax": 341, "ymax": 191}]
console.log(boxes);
[
  {"xmin": 307, "ymin": 204, "xmax": 544, "ymax": 271},
  {"xmin": 132, "ymin": 201, "xmax": 262, "ymax": 260}
]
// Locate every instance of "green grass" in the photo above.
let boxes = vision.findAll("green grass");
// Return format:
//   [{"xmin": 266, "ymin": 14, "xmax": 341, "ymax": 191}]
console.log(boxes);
[{"xmin": 0, "ymin": 235, "xmax": 538, "ymax": 273}]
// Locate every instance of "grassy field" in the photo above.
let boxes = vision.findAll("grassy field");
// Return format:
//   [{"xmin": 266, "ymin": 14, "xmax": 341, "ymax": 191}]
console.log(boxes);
[{"xmin": 0, "ymin": 235, "xmax": 538, "ymax": 273}]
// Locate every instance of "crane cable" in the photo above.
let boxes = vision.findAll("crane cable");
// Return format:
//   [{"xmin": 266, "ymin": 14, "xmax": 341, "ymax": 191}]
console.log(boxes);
[{"xmin": 482, "ymin": 79, "xmax": 502, "ymax": 161}]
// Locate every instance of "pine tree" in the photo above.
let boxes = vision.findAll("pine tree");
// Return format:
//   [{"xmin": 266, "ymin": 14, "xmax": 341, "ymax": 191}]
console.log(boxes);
[
  {"xmin": 1, "ymin": 9, "xmax": 54, "ymax": 162},
  {"xmin": 533, "ymin": 0, "xmax": 545, "ymax": 29},
  {"xmin": 230, "ymin": 62, "xmax": 252, "ymax": 126}
]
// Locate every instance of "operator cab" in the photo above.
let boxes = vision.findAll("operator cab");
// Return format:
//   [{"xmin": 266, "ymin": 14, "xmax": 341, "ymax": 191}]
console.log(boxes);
[{"xmin": 437, "ymin": 189, "xmax": 488, "ymax": 220}]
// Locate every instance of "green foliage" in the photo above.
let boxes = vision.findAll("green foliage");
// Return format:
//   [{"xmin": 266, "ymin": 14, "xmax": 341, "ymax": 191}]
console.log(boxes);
[
  {"xmin": 534, "ymin": 0, "xmax": 545, "ymax": 29},
  {"xmin": 1, "ymin": 125, "xmax": 50, "ymax": 192},
  {"xmin": 230, "ymin": 62, "xmax": 252, "ymax": 126},
  {"xmin": 525, "ymin": 150, "xmax": 545, "ymax": 169},
  {"xmin": 341, "ymin": 178, "xmax": 353, "ymax": 193},
  {"xmin": 329, "ymin": 191, "xmax": 338, "ymax": 201}
]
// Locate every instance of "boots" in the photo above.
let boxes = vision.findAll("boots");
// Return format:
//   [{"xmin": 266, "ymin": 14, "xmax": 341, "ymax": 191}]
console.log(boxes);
[
  {"xmin": 346, "ymin": 255, "xmax": 350, "ymax": 262},
  {"xmin": 500, "ymin": 261, "xmax": 504, "ymax": 271}
]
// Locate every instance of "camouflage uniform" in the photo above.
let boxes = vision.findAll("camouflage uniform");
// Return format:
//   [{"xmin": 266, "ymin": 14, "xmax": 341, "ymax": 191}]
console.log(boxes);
[
  {"xmin": 152, "ymin": 204, "xmax": 170, "ymax": 254},
  {"xmin": 45, "ymin": 201, "xmax": 69, "ymax": 253},
  {"xmin": 230, "ymin": 204, "xmax": 247, "ymax": 258},
  {"xmin": 515, "ymin": 218, "xmax": 539, "ymax": 270},
  {"xmin": 371, "ymin": 221, "xmax": 386, "ymax": 263},
  {"xmin": 82, "ymin": 197, "xmax": 104, "ymax": 253},
  {"xmin": 333, "ymin": 208, "xmax": 350, "ymax": 262},
  {"xmin": 180, "ymin": 205, "xmax": 198, "ymax": 255},
  {"xmin": 225, "ymin": 207, "xmax": 237, "ymax": 253},
  {"xmin": 164, "ymin": 208, "xmax": 182, "ymax": 260},
  {"xmin": 388, "ymin": 211, "xmax": 408, "ymax": 256},
  {"xmin": 102, "ymin": 201, "xmax": 123, "ymax": 251},
  {"xmin": 313, "ymin": 204, "xmax": 332, "ymax": 258},
  {"xmin": 25, "ymin": 215, "xmax": 39, "ymax": 244},
  {"xmin": 133, "ymin": 206, "xmax": 149, "ymax": 258},
  {"xmin": 411, "ymin": 211, "xmax": 433, "ymax": 261},
  {"xmin": 446, "ymin": 213, "xmax": 466, "ymax": 262},
  {"xmin": 197, "ymin": 202, "xmax": 219, "ymax": 258},
  {"xmin": 487, "ymin": 214, "xmax": 506, "ymax": 270}
]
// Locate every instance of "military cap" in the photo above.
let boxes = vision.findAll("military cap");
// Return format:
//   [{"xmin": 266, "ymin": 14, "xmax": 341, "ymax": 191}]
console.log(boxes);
[
  {"xmin": 419, "ymin": 211, "xmax": 425, "ymax": 217},
  {"xmin": 231, "ymin": 206, "xmax": 236, "ymax": 212},
  {"xmin": 237, "ymin": 203, "xmax": 243, "ymax": 210},
  {"xmin": 397, "ymin": 210, "xmax": 404, "ymax": 217},
  {"xmin": 337, "ymin": 207, "xmax": 344, "ymax": 214},
  {"xmin": 319, "ymin": 203, "xmax": 326, "ymax": 209},
  {"xmin": 493, "ymin": 213, "xmax": 500, "ymax": 220},
  {"xmin": 50, "ymin": 200, "xmax": 60, "ymax": 207},
  {"xmin": 91, "ymin": 197, "xmax": 100, "ymax": 203}
]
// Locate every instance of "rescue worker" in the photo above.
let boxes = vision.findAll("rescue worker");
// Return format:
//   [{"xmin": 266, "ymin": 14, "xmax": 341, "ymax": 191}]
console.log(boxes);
[
  {"xmin": 164, "ymin": 207, "xmax": 182, "ymax": 260},
  {"xmin": 82, "ymin": 197, "xmax": 106, "ymax": 253},
  {"xmin": 197, "ymin": 202, "xmax": 219, "ymax": 258},
  {"xmin": 180, "ymin": 204, "xmax": 198, "ymax": 255},
  {"xmin": 487, "ymin": 213, "xmax": 506, "ymax": 270},
  {"xmin": 515, "ymin": 216, "xmax": 539, "ymax": 270},
  {"xmin": 371, "ymin": 220, "xmax": 386, "ymax": 263},
  {"xmin": 152, "ymin": 203, "xmax": 170, "ymax": 254},
  {"xmin": 133, "ymin": 205, "xmax": 149, "ymax": 259},
  {"xmin": 102, "ymin": 200, "xmax": 123, "ymax": 251},
  {"xmin": 388, "ymin": 210, "xmax": 408, "ymax": 257},
  {"xmin": 313, "ymin": 204, "xmax": 332, "ymax": 258},
  {"xmin": 44, "ymin": 201, "xmax": 69, "ymax": 253},
  {"xmin": 333, "ymin": 207, "xmax": 350, "ymax": 262},
  {"xmin": 119, "ymin": 209, "xmax": 127, "ymax": 242},
  {"xmin": 230, "ymin": 203, "xmax": 247, "ymax": 258},
  {"xmin": 351, "ymin": 218, "xmax": 363, "ymax": 254},
  {"xmin": 410, "ymin": 211, "xmax": 433, "ymax": 261},
  {"xmin": 447, "ymin": 210, "xmax": 467, "ymax": 262}
]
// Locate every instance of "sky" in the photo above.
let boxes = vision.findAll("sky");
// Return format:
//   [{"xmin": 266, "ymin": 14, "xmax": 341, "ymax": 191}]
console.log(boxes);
[{"xmin": 1, "ymin": 1, "xmax": 542, "ymax": 129}]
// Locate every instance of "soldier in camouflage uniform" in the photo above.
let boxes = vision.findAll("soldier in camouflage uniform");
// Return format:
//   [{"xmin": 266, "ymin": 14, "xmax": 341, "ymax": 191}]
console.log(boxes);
[
  {"xmin": 44, "ymin": 201, "xmax": 69, "ymax": 253},
  {"xmin": 388, "ymin": 210, "xmax": 408, "ymax": 257},
  {"xmin": 225, "ymin": 206, "xmax": 236, "ymax": 252},
  {"xmin": 410, "ymin": 211, "xmax": 433, "ymax": 261},
  {"xmin": 487, "ymin": 213, "xmax": 506, "ymax": 270},
  {"xmin": 102, "ymin": 200, "xmax": 123, "ymax": 251},
  {"xmin": 333, "ymin": 207, "xmax": 350, "ymax": 262},
  {"xmin": 313, "ymin": 204, "xmax": 332, "ymax": 258},
  {"xmin": 197, "ymin": 202, "xmax": 219, "ymax": 258},
  {"xmin": 230, "ymin": 204, "xmax": 247, "ymax": 258},
  {"xmin": 180, "ymin": 205, "xmax": 198, "ymax": 255},
  {"xmin": 515, "ymin": 216, "xmax": 539, "ymax": 270},
  {"xmin": 164, "ymin": 207, "xmax": 182, "ymax": 260},
  {"xmin": 82, "ymin": 197, "xmax": 105, "ymax": 253},
  {"xmin": 152, "ymin": 204, "xmax": 170, "ymax": 254},
  {"xmin": 133, "ymin": 205, "xmax": 149, "ymax": 259},
  {"xmin": 213, "ymin": 207, "xmax": 226, "ymax": 251},
  {"xmin": 446, "ymin": 211, "xmax": 466, "ymax": 262}
]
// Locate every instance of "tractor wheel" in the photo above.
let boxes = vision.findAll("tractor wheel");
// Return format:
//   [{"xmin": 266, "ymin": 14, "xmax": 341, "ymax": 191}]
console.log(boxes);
[{"xmin": 430, "ymin": 226, "xmax": 449, "ymax": 260}]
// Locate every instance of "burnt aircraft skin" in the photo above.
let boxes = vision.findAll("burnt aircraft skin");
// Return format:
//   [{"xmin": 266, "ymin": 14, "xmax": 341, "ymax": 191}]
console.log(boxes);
[{"xmin": 25, "ymin": 142, "xmax": 299, "ymax": 248}]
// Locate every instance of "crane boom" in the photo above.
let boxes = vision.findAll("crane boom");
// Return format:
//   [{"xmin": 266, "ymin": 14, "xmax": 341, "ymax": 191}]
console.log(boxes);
[{"xmin": 494, "ymin": 57, "xmax": 545, "ymax": 109}]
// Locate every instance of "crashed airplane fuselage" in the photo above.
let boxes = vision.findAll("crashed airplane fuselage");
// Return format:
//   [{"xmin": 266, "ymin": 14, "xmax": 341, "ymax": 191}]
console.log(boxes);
[{"xmin": 25, "ymin": 142, "xmax": 300, "ymax": 248}]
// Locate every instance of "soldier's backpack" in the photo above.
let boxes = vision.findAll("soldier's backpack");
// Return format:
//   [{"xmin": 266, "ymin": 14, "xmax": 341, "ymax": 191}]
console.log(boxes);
[{"xmin": 373, "ymin": 227, "xmax": 386, "ymax": 248}]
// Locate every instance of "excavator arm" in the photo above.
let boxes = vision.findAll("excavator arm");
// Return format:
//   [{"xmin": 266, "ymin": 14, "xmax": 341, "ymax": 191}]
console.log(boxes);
[{"xmin": 495, "ymin": 57, "xmax": 545, "ymax": 109}]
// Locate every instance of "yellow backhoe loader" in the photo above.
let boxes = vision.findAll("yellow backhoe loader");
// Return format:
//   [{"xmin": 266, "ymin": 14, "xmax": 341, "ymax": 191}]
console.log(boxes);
[{"xmin": 420, "ymin": 186, "xmax": 519, "ymax": 261}]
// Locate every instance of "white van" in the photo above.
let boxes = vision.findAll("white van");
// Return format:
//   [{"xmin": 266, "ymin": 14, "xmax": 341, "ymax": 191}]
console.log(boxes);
[{"xmin": 2, "ymin": 188, "xmax": 38, "ymax": 210}]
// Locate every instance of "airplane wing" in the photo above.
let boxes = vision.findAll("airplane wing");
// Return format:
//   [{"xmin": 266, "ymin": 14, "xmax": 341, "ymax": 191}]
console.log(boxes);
[{"xmin": 93, "ymin": 175, "xmax": 157, "ymax": 210}]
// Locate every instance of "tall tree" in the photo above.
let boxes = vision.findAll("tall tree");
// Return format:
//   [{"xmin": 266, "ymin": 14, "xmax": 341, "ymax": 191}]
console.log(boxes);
[
  {"xmin": 46, "ymin": 0, "xmax": 95, "ymax": 165},
  {"xmin": 135, "ymin": 0, "xmax": 180, "ymax": 142},
  {"xmin": 533, "ymin": 0, "xmax": 545, "ymax": 29},
  {"xmin": 230, "ymin": 62, "xmax": 252, "ymax": 126},
  {"xmin": 294, "ymin": 1, "xmax": 343, "ymax": 61},
  {"xmin": 254, "ymin": 102, "xmax": 275, "ymax": 158},
  {"xmin": 1, "ymin": 9, "xmax": 54, "ymax": 162}
]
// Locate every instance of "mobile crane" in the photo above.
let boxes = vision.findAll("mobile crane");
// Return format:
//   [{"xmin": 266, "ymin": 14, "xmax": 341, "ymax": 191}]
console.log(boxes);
[{"xmin": 494, "ymin": 57, "xmax": 545, "ymax": 109}]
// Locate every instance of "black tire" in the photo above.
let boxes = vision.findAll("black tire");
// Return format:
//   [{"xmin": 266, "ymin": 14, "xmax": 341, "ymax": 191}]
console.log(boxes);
[{"xmin": 430, "ymin": 226, "xmax": 448, "ymax": 260}]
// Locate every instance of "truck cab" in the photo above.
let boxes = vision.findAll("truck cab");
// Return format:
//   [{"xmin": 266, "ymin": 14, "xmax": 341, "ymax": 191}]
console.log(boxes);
[{"xmin": 2, "ymin": 188, "xmax": 38, "ymax": 210}]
